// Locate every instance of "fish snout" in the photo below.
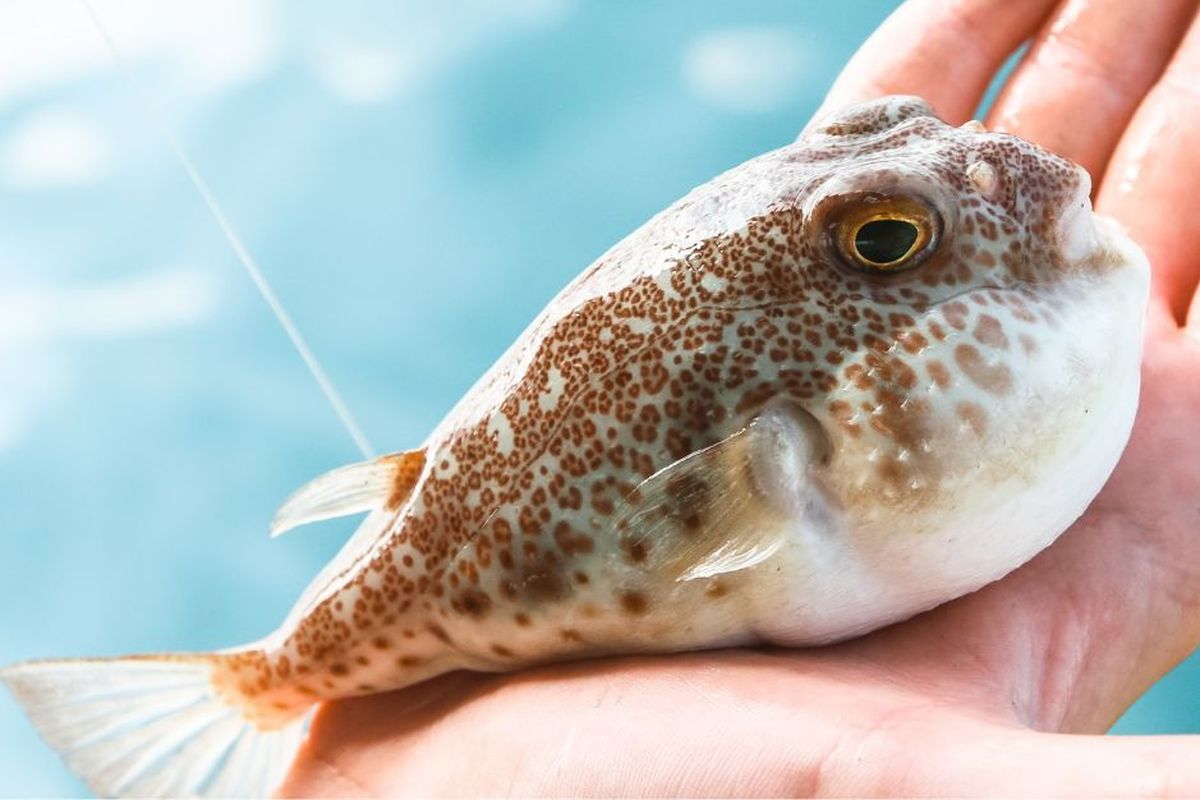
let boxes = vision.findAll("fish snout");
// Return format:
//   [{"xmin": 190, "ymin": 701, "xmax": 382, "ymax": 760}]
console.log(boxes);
[
  {"xmin": 1053, "ymin": 165, "xmax": 1147, "ymax": 288},
  {"xmin": 1054, "ymin": 166, "xmax": 1102, "ymax": 268}
]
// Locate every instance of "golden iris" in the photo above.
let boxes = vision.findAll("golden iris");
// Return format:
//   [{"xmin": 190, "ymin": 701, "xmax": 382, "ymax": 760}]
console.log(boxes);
[{"xmin": 834, "ymin": 197, "xmax": 938, "ymax": 272}]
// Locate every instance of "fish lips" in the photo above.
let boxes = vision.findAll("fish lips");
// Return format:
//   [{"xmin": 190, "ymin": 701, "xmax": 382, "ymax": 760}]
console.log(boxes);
[{"xmin": 1054, "ymin": 167, "xmax": 1148, "ymax": 286}]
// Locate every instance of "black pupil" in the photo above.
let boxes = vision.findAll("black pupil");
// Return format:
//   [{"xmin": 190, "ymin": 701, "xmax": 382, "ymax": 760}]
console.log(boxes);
[{"xmin": 854, "ymin": 219, "xmax": 920, "ymax": 265}]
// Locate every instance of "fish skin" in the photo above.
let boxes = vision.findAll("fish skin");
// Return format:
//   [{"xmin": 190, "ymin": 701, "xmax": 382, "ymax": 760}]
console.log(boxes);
[
  {"xmin": 2, "ymin": 97, "xmax": 1150, "ymax": 795},
  {"xmin": 219, "ymin": 95, "xmax": 1148, "ymax": 725}
]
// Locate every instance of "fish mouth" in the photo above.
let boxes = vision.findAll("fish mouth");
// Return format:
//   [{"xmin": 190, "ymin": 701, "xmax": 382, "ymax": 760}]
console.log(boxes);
[
  {"xmin": 1055, "ymin": 167, "xmax": 1147, "ymax": 281},
  {"xmin": 1055, "ymin": 166, "xmax": 1101, "ymax": 268}
]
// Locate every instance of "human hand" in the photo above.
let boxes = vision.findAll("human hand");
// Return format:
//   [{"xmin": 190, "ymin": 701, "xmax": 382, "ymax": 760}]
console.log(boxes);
[{"xmin": 280, "ymin": 1, "xmax": 1200, "ymax": 795}]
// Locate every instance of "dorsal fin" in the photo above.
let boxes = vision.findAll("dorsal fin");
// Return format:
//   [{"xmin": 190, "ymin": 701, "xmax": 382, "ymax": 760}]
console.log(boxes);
[{"xmin": 269, "ymin": 449, "xmax": 426, "ymax": 537}]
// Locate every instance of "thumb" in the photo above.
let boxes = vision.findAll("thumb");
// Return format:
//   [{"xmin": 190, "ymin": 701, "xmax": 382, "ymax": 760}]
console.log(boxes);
[{"xmin": 910, "ymin": 727, "xmax": 1200, "ymax": 797}]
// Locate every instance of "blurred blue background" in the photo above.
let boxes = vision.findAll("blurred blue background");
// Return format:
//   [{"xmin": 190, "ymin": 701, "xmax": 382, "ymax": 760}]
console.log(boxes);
[{"xmin": 0, "ymin": 1, "xmax": 1195, "ymax": 795}]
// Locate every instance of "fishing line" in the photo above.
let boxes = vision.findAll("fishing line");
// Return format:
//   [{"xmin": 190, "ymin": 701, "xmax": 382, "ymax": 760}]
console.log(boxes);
[{"xmin": 78, "ymin": 0, "xmax": 376, "ymax": 459}]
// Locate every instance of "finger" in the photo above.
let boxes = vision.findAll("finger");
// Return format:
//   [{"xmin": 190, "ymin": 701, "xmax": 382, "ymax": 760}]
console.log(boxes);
[
  {"xmin": 1096, "ymin": 8, "xmax": 1200, "ymax": 325},
  {"xmin": 831, "ymin": 716, "xmax": 1200, "ymax": 796},
  {"xmin": 815, "ymin": 0, "xmax": 1059, "ymax": 125},
  {"xmin": 986, "ymin": 0, "xmax": 1197, "ymax": 185},
  {"xmin": 946, "ymin": 729, "xmax": 1200, "ymax": 797}
]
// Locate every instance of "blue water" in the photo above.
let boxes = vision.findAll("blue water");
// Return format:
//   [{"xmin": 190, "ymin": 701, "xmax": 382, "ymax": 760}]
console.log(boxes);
[{"xmin": 0, "ymin": 2, "xmax": 1194, "ymax": 795}]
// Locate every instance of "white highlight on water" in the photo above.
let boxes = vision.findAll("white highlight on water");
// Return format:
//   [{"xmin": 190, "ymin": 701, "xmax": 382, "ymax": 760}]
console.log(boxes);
[
  {"xmin": 1, "ymin": 108, "xmax": 110, "ymax": 188},
  {"xmin": 78, "ymin": 0, "xmax": 376, "ymax": 459},
  {"xmin": 682, "ymin": 26, "xmax": 809, "ymax": 114}
]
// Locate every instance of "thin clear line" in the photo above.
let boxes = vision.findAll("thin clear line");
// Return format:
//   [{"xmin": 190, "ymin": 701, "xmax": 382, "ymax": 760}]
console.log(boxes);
[{"xmin": 78, "ymin": 0, "xmax": 375, "ymax": 459}]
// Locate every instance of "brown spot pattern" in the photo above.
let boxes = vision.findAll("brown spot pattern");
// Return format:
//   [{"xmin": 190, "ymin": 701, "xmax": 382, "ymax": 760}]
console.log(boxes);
[{"xmin": 257, "ymin": 96, "xmax": 1090, "ymax": 707}]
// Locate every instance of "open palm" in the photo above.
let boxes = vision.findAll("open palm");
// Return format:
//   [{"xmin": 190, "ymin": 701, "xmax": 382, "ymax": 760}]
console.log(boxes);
[{"xmin": 281, "ymin": 0, "xmax": 1200, "ymax": 794}]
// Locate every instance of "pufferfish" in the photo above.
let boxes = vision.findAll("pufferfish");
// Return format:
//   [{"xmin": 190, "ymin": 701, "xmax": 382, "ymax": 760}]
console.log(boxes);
[{"xmin": 3, "ymin": 96, "xmax": 1149, "ymax": 797}]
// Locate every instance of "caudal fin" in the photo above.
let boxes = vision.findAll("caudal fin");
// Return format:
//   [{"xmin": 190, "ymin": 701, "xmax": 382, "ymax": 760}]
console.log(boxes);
[{"xmin": 1, "ymin": 654, "xmax": 309, "ymax": 798}]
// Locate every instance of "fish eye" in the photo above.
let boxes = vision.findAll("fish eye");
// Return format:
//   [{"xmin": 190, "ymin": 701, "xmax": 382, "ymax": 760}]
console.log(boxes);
[
  {"xmin": 832, "ymin": 196, "xmax": 939, "ymax": 273},
  {"xmin": 853, "ymin": 219, "xmax": 920, "ymax": 265}
]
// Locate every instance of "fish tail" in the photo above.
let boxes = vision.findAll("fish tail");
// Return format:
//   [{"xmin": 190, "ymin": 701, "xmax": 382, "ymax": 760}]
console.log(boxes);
[{"xmin": 1, "ymin": 648, "xmax": 311, "ymax": 798}]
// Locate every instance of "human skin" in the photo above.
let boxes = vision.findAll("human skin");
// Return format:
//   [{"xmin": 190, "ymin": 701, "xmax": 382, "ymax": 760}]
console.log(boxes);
[{"xmin": 279, "ymin": 0, "xmax": 1200, "ymax": 795}]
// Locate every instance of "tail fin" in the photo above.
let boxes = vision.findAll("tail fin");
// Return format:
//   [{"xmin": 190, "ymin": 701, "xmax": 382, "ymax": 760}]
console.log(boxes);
[{"xmin": 1, "ymin": 654, "xmax": 309, "ymax": 798}]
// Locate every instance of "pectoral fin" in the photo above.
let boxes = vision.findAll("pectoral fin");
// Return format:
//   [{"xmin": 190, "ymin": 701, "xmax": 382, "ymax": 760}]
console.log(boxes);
[
  {"xmin": 269, "ymin": 449, "xmax": 426, "ymax": 537},
  {"xmin": 612, "ymin": 405, "xmax": 830, "ymax": 582}
]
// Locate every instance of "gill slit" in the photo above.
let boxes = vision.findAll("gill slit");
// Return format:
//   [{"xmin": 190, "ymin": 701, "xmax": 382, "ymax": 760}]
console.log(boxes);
[{"xmin": 78, "ymin": 0, "xmax": 376, "ymax": 460}]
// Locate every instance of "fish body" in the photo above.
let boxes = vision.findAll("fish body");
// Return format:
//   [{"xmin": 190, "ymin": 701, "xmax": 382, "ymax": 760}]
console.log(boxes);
[{"xmin": 2, "ymin": 96, "xmax": 1149, "ymax": 796}]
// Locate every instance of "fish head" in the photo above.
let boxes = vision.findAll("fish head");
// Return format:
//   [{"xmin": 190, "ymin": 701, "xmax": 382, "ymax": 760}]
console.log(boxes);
[{"xmin": 704, "ymin": 96, "xmax": 1150, "ymax": 626}]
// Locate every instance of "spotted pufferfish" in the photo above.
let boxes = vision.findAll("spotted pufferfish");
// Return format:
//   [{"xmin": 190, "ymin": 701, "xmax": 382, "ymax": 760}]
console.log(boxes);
[{"xmin": 3, "ymin": 96, "xmax": 1149, "ymax": 797}]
